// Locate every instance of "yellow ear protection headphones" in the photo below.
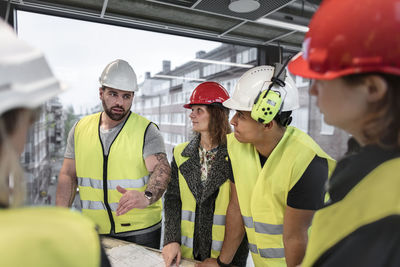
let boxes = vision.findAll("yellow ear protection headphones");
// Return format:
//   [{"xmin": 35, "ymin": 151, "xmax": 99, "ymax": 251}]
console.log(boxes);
[{"xmin": 251, "ymin": 57, "xmax": 293, "ymax": 125}]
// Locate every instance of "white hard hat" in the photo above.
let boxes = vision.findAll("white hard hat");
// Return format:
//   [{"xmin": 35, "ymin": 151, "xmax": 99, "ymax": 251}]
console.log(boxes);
[
  {"xmin": 0, "ymin": 20, "xmax": 64, "ymax": 116},
  {"xmin": 223, "ymin": 65, "xmax": 299, "ymax": 112},
  {"xmin": 99, "ymin": 59, "xmax": 138, "ymax": 92}
]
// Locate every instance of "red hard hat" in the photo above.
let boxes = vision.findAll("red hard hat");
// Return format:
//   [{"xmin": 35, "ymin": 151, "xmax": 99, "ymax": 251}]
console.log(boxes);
[
  {"xmin": 183, "ymin": 82, "xmax": 230, "ymax": 109},
  {"xmin": 289, "ymin": 0, "xmax": 400, "ymax": 80}
]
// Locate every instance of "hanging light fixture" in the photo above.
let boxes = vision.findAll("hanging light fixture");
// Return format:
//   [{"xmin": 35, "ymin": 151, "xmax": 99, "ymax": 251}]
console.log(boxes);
[{"xmin": 228, "ymin": 0, "xmax": 260, "ymax": 13}]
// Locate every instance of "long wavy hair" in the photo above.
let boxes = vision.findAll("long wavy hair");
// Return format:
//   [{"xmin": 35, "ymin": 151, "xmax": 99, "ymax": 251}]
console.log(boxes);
[
  {"xmin": 206, "ymin": 104, "xmax": 231, "ymax": 146},
  {"xmin": 342, "ymin": 73, "xmax": 400, "ymax": 149}
]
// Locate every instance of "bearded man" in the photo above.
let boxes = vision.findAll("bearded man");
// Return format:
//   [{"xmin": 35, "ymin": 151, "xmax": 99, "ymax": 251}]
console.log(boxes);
[{"xmin": 56, "ymin": 59, "xmax": 170, "ymax": 249}]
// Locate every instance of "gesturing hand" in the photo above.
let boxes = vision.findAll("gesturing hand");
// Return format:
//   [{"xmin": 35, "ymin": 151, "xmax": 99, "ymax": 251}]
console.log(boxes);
[
  {"xmin": 195, "ymin": 258, "xmax": 219, "ymax": 267},
  {"xmin": 116, "ymin": 186, "xmax": 150, "ymax": 216},
  {"xmin": 162, "ymin": 242, "xmax": 181, "ymax": 267}
]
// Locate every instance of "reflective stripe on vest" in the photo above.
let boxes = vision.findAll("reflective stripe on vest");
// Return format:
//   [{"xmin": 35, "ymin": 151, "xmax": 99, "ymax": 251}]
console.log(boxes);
[
  {"xmin": 75, "ymin": 112, "xmax": 162, "ymax": 234},
  {"xmin": 181, "ymin": 209, "xmax": 226, "ymax": 252},
  {"xmin": 242, "ymin": 216, "xmax": 283, "ymax": 235},
  {"xmin": 0, "ymin": 207, "xmax": 100, "ymax": 267},
  {"xmin": 227, "ymin": 127, "xmax": 335, "ymax": 267},
  {"xmin": 78, "ymin": 176, "xmax": 150, "ymax": 190},
  {"xmin": 174, "ymin": 142, "xmax": 231, "ymax": 259},
  {"xmin": 302, "ymin": 158, "xmax": 400, "ymax": 266}
]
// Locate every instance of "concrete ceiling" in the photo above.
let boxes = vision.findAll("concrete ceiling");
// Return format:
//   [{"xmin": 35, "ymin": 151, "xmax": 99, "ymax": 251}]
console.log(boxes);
[{"xmin": 3, "ymin": 0, "xmax": 321, "ymax": 51}]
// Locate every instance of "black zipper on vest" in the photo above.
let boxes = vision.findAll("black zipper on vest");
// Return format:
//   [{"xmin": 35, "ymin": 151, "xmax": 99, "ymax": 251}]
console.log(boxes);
[
  {"xmin": 98, "ymin": 111, "xmax": 132, "ymax": 234},
  {"xmin": 102, "ymin": 154, "xmax": 115, "ymax": 234}
]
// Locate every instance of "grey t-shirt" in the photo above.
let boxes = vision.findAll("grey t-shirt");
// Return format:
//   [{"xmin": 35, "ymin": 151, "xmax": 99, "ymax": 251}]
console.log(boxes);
[{"xmin": 64, "ymin": 116, "xmax": 166, "ymax": 159}]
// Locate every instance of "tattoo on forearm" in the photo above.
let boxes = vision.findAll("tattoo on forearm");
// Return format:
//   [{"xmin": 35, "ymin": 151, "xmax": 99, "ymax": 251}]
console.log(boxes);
[{"xmin": 147, "ymin": 153, "xmax": 171, "ymax": 204}]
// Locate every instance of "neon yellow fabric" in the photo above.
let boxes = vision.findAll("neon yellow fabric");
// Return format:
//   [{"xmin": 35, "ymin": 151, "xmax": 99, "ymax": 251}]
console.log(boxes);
[
  {"xmin": 75, "ymin": 112, "xmax": 162, "ymax": 234},
  {"xmin": 0, "ymin": 207, "xmax": 100, "ymax": 267},
  {"xmin": 227, "ymin": 127, "xmax": 335, "ymax": 266},
  {"xmin": 174, "ymin": 142, "xmax": 231, "ymax": 259},
  {"xmin": 302, "ymin": 158, "xmax": 400, "ymax": 266}
]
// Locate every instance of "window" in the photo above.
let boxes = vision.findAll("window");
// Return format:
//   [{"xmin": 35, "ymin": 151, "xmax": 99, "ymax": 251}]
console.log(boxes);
[
  {"xmin": 171, "ymin": 92, "xmax": 184, "ymax": 104},
  {"xmin": 171, "ymin": 113, "xmax": 185, "ymax": 125},
  {"xmin": 291, "ymin": 107, "xmax": 309, "ymax": 133},
  {"xmin": 145, "ymin": 99, "xmax": 152, "ymax": 108},
  {"xmin": 152, "ymin": 96, "xmax": 159, "ymax": 107},
  {"xmin": 161, "ymin": 95, "xmax": 170, "ymax": 106},
  {"xmin": 236, "ymin": 48, "xmax": 256, "ymax": 64}
]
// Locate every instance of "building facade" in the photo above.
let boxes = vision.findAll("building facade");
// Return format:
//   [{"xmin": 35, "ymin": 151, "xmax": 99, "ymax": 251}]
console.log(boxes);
[
  {"xmin": 133, "ymin": 44, "xmax": 349, "ymax": 161},
  {"xmin": 21, "ymin": 97, "xmax": 65, "ymax": 205}
]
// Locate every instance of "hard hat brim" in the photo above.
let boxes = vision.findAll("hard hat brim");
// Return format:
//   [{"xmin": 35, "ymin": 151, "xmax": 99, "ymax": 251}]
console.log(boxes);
[
  {"xmin": 223, "ymin": 98, "xmax": 252, "ymax": 112},
  {"xmin": 287, "ymin": 53, "xmax": 338, "ymax": 80},
  {"xmin": 288, "ymin": 52, "xmax": 397, "ymax": 80}
]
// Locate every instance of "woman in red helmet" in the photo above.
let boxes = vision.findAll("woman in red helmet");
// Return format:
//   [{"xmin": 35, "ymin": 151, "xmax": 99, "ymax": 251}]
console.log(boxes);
[
  {"xmin": 162, "ymin": 82, "xmax": 248, "ymax": 266},
  {"xmin": 289, "ymin": 0, "xmax": 400, "ymax": 266}
]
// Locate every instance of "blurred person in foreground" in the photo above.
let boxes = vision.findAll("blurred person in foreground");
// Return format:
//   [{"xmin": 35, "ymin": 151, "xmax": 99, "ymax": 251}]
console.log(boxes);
[
  {"xmin": 0, "ymin": 20, "xmax": 110, "ymax": 267},
  {"xmin": 288, "ymin": 0, "xmax": 400, "ymax": 266}
]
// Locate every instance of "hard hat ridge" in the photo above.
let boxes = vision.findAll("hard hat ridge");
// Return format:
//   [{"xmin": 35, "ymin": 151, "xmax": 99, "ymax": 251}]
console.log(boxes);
[
  {"xmin": 184, "ymin": 81, "xmax": 230, "ymax": 109},
  {"xmin": 99, "ymin": 59, "xmax": 138, "ymax": 92},
  {"xmin": 223, "ymin": 65, "xmax": 299, "ymax": 115},
  {"xmin": 288, "ymin": 0, "xmax": 400, "ymax": 79}
]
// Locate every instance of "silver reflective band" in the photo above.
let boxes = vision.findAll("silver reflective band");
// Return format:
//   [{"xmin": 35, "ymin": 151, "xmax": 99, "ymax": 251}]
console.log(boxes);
[
  {"xmin": 78, "ymin": 176, "xmax": 150, "ymax": 190},
  {"xmin": 211, "ymin": 240, "xmax": 223, "ymax": 251},
  {"xmin": 259, "ymin": 248, "xmax": 285, "ymax": 258},
  {"xmin": 213, "ymin": 214, "xmax": 226, "ymax": 225},
  {"xmin": 182, "ymin": 210, "xmax": 196, "ymax": 222},
  {"xmin": 249, "ymin": 243, "xmax": 258, "ymax": 254},
  {"xmin": 242, "ymin": 215, "xmax": 283, "ymax": 235},
  {"xmin": 254, "ymin": 222, "xmax": 283, "ymax": 235},
  {"xmin": 81, "ymin": 200, "xmax": 118, "ymax": 211},
  {"xmin": 181, "ymin": 235, "xmax": 193, "ymax": 248},
  {"xmin": 242, "ymin": 216, "xmax": 254, "ymax": 228}
]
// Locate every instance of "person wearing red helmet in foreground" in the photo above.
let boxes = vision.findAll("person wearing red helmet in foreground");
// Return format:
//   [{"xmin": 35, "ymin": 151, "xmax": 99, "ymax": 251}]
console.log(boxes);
[
  {"xmin": 162, "ymin": 82, "xmax": 248, "ymax": 266},
  {"xmin": 289, "ymin": 0, "xmax": 400, "ymax": 266}
]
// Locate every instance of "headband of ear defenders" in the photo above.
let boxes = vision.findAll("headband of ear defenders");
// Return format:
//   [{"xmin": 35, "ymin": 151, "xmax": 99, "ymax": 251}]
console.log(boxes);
[{"xmin": 251, "ymin": 56, "xmax": 293, "ymax": 124}]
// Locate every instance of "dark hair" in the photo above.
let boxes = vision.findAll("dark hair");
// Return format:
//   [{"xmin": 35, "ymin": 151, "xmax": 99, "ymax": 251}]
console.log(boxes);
[
  {"xmin": 342, "ymin": 73, "xmax": 400, "ymax": 148},
  {"xmin": 0, "ymin": 108, "xmax": 38, "ymax": 150},
  {"xmin": 101, "ymin": 86, "xmax": 134, "ymax": 95},
  {"xmin": 345, "ymin": 136, "xmax": 361, "ymax": 156},
  {"xmin": 274, "ymin": 111, "xmax": 293, "ymax": 127},
  {"xmin": 206, "ymin": 104, "xmax": 231, "ymax": 146}
]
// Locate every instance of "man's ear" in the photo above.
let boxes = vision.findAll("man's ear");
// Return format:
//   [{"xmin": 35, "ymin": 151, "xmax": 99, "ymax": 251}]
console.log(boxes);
[
  {"xmin": 99, "ymin": 87, "xmax": 104, "ymax": 99},
  {"xmin": 365, "ymin": 75, "xmax": 388, "ymax": 103},
  {"xmin": 263, "ymin": 121, "xmax": 274, "ymax": 130}
]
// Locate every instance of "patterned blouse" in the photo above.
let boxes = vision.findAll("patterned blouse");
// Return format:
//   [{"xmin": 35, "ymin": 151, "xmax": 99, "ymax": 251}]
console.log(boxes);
[{"xmin": 198, "ymin": 145, "xmax": 219, "ymax": 184}]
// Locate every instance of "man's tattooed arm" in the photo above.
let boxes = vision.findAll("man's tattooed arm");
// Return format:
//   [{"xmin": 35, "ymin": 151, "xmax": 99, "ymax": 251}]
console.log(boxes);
[{"xmin": 146, "ymin": 152, "xmax": 171, "ymax": 205}]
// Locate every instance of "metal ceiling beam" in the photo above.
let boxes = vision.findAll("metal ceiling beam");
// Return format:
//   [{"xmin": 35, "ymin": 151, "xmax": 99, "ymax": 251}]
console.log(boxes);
[
  {"xmin": 8, "ymin": 0, "xmax": 302, "ymax": 51},
  {"xmin": 218, "ymin": 20, "xmax": 247, "ymax": 37},
  {"xmin": 147, "ymin": 0, "xmax": 302, "ymax": 40},
  {"xmin": 255, "ymin": 0, "xmax": 297, "ymax": 20},
  {"xmin": 191, "ymin": 0, "xmax": 202, "ymax": 9},
  {"xmin": 262, "ymin": 30, "xmax": 297, "ymax": 45},
  {"xmin": 100, "ymin": 0, "xmax": 108, "ymax": 18}
]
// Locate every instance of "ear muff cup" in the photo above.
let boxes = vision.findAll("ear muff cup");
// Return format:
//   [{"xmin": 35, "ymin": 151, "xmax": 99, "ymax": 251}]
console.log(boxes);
[{"xmin": 251, "ymin": 89, "xmax": 283, "ymax": 124}]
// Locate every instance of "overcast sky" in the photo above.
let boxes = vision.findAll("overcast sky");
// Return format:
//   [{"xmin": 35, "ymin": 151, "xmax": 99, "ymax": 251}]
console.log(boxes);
[{"xmin": 17, "ymin": 11, "xmax": 221, "ymax": 114}]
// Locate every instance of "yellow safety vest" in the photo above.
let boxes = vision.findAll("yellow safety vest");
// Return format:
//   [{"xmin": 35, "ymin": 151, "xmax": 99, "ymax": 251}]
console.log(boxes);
[
  {"xmin": 75, "ymin": 112, "xmax": 162, "ymax": 234},
  {"xmin": 227, "ymin": 126, "xmax": 335, "ymax": 267},
  {"xmin": 0, "ymin": 207, "xmax": 100, "ymax": 267},
  {"xmin": 174, "ymin": 142, "xmax": 231, "ymax": 259},
  {"xmin": 302, "ymin": 157, "xmax": 400, "ymax": 266}
]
